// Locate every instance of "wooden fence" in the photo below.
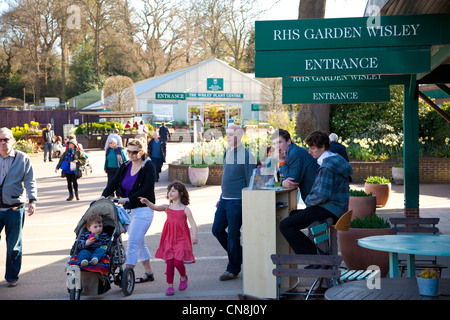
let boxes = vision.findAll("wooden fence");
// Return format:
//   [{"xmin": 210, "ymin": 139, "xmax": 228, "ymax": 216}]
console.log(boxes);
[{"xmin": 0, "ymin": 109, "xmax": 97, "ymax": 137}]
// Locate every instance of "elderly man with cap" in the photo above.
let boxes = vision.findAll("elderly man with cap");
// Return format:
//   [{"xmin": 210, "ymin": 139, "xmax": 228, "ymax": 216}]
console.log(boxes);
[{"xmin": 0, "ymin": 127, "xmax": 37, "ymax": 287}]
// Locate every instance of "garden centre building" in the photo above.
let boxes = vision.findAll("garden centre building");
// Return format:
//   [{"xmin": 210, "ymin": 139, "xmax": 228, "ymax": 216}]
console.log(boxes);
[{"xmin": 84, "ymin": 58, "xmax": 266, "ymax": 132}]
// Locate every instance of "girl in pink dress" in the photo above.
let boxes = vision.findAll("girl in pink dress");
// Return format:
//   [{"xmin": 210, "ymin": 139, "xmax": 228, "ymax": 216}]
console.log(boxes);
[{"xmin": 140, "ymin": 181, "xmax": 198, "ymax": 296}]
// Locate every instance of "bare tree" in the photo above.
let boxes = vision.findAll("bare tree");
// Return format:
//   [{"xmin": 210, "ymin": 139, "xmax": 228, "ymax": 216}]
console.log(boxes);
[{"xmin": 103, "ymin": 75, "xmax": 136, "ymax": 113}]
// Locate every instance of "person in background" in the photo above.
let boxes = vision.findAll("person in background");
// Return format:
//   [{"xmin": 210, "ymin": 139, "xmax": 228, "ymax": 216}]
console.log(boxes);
[
  {"xmin": 212, "ymin": 125, "xmax": 255, "ymax": 281},
  {"xmin": 55, "ymin": 139, "xmax": 87, "ymax": 201},
  {"xmin": 148, "ymin": 131, "xmax": 165, "ymax": 182},
  {"xmin": 42, "ymin": 123, "xmax": 55, "ymax": 162},
  {"xmin": 158, "ymin": 122, "xmax": 171, "ymax": 154},
  {"xmin": 104, "ymin": 128, "xmax": 123, "ymax": 150},
  {"xmin": 52, "ymin": 136, "xmax": 65, "ymax": 158},
  {"xmin": 104, "ymin": 138, "xmax": 127, "ymax": 197},
  {"xmin": 329, "ymin": 133, "xmax": 352, "ymax": 182},
  {"xmin": 0, "ymin": 127, "xmax": 37, "ymax": 287}
]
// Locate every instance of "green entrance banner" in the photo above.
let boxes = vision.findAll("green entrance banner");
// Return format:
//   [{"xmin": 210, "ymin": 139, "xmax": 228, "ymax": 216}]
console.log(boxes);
[
  {"xmin": 256, "ymin": 14, "xmax": 450, "ymax": 51},
  {"xmin": 256, "ymin": 46, "xmax": 430, "ymax": 77},
  {"xmin": 282, "ymin": 86, "xmax": 390, "ymax": 104},
  {"xmin": 282, "ymin": 74, "xmax": 410, "ymax": 88}
]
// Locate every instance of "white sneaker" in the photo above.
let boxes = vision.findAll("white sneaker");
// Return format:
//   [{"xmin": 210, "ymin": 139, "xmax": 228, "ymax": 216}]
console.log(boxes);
[
  {"xmin": 90, "ymin": 257, "xmax": 98, "ymax": 265},
  {"xmin": 80, "ymin": 260, "xmax": 89, "ymax": 266}
]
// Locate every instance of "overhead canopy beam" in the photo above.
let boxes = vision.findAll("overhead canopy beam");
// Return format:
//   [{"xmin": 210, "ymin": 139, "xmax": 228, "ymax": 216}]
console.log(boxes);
[{"xmin": 418, "ymin": 91, "xmax": 450, "ymax": 122}]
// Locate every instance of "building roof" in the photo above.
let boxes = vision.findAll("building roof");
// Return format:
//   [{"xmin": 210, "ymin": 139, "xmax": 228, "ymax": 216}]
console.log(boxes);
[{"xmin": 84, "ymin": 58, "xmax": 259, "ymax": 110}]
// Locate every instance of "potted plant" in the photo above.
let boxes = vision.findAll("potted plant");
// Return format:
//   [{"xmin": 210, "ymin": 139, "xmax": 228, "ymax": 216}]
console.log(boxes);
[
  {"xmin": 392, "ymin": 164, "xmax": 404, "ymax": 185},
  {"xmin": 364, "ymin": 176, "xmax": 391, "ymax": 207},
  {"xmin": 417, "ymin": 269, "xmax": 439, "ymax": 296},
  {"xmin": 348, "ymin": 189, "xmax": 376, "ymax": 221},
  {"xmin": 188, "ymin": 164, "xmax": 209, "ymax": 187},
  {"xmin": 338, "ymin": 214, "xmax": 393, "ymax": 278}
]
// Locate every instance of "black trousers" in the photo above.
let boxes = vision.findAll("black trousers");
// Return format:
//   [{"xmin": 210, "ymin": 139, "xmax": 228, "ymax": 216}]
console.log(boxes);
[
  {"xmin": 65, "ymin": 173, "xmax": 78, "ymax": 194},
  {"xmin": 279, "ymin": 206, "xmax": 337, "ymax": 254}
]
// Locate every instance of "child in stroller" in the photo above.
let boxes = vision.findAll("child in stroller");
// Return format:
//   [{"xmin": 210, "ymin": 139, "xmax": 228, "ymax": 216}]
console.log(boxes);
[
  {"xmin": 77, "ymin": 213, "xmax": 110, "ymax": 266},
  {"xmin": 66, "ymin": 199, "xmax": 134, "ymax": 300}
]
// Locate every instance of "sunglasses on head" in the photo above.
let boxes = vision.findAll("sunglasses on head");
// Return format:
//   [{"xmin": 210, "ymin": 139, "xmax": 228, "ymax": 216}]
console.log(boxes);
[
  {"xmin": 0, "ymin": 138, "xmax": 11, "ymax": 143},
  {"xmin": 127, "ymin": 150, "xmax": 141, "ymax": 155}
]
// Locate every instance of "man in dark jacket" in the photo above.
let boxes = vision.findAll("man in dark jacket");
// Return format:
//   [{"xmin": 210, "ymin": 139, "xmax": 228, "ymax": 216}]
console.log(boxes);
[{"xmin": 42, "ymin": 123, "xmax": 55, "ymax": 162}]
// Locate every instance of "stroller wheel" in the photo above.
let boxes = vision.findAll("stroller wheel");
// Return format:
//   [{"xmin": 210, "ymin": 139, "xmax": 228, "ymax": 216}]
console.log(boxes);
[
  {"xmin": 122, "ymin": 266, "xmax": 135, "ymax": 296},
  {"xmin": 69, "ymin": 288, "xmax": 81, "ymax": 300}
]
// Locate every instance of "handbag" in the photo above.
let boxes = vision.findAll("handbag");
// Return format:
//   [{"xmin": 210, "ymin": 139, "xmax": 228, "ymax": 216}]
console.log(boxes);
[{"xmin": 60, "ymin": 160, "xmax": 70, "ymax": 171}]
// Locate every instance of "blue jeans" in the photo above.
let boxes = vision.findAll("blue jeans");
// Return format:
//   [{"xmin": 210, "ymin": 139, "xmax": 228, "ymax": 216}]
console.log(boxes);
[
  {"xmin": 78, "ymin": 247, "xmax": 106, "ymax": 265},
  {"xmin": 0, "ymin": 207, "xmax": 25, "ymax": 282},
  {"xmin": 212, "ymin": 198, "xmax": 242, "ymax": 275},
  {"xmin": 151, "ymin": 157, "xmax": 163, "ymax": 180},
  {"xmin": 44, "ymin": 142, "xmax": 53, "ymax": 161}
]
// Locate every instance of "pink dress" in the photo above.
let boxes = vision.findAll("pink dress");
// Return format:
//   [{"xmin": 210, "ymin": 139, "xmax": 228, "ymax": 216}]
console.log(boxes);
[{"xmin": 155, "ymin": 207, "xmax": 195, "ymax": 264}]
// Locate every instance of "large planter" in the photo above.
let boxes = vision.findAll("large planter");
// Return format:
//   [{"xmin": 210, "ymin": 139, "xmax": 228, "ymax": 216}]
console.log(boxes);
[
  {"xmin": 338, "ymin": 227, "xmax": 394, "ymax": 278},
  {"xmin": 364, "ymin": 182, "xmax": 391, "ymax": 207},
  {"xmin": 348, "ymin": 196, "xmax": 377, "ymax": 220},
  {"xmin": 392, "ymin": 166, "xmax": 404, "ymax": 184},
  {"xmin": 188, "ymin": 166, "xmax": 209, "ymax": 187}
]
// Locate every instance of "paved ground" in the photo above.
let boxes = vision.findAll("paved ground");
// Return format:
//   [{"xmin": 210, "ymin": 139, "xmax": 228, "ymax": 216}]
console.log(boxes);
[{"xmin": 0, "ymin": 141, "xmax": 449, "ymax": 301}]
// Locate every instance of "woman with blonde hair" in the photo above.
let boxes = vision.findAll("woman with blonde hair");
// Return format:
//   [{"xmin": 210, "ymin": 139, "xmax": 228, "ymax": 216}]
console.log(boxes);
[{"xmin": 98, "ymin": 138, "xmax": 157, "ymax": 283}]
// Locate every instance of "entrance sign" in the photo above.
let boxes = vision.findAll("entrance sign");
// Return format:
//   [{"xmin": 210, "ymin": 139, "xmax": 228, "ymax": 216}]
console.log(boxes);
[
  {"xmin": 256, "ymin": 14, "xmax": 450, "ymax": 51},
  {"xmin": 282, "ymin": 86, "xmax": 390, "ymax": 104},
  {"xmin": 156, "ymin": 92, "xmax": 186, "ymax": 100},
  {"xmin": 282, "ymin": 74, "xmax": 410, "ymax": 88},
  {"xmin": 256, "ymin": 46, "xmax": 430, "ymax": 77}
]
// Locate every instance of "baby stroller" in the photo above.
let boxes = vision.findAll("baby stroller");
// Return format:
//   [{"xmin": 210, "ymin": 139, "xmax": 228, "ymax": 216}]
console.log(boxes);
[
  {"xmin": 66, "ymin": 199, "xmax": 134, "ymax": 300},
  {"xmin": 81, "ymin": 154, "xmax": 93, "ymax": 176}
]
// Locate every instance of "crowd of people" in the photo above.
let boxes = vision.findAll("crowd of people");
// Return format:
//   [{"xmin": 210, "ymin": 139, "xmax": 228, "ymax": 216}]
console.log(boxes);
[{"xmin": 0, "ymin": 121, "xmax": 352, "ymax": 296}]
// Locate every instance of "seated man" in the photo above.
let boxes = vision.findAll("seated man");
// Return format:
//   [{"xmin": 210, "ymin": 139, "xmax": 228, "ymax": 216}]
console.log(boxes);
[
  {"xmin": 271, "ymin": 129, "xmax": 318, "ymax": 202},
  {"xmin": 279, "ymin": 131, "xmax": 353, "ymax": 254}
]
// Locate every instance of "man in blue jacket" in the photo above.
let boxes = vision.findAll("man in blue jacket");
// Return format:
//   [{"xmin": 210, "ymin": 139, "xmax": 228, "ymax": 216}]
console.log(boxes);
[
  {"xmin": 0, "ymin": 127, "xmax": 37, "ymax": 287},
  {"xmin": 279, "ymin": 131, "xmax": 353, "ymax": 254},
  {"xmin": 271, "ymin": 129, "xmax": 318, "ymax": 202}
]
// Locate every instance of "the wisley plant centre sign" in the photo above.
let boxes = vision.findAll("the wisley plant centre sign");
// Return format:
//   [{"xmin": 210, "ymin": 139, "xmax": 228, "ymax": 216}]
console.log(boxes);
[{"xmin": 255, "ymin": 14, "xmax": 450, "ymax": 78}]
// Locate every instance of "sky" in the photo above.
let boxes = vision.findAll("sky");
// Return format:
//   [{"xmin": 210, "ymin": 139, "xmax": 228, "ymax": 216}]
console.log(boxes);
[{"xmin": 0, "ymin": 0, "xmax": 368, "ymax": 19}]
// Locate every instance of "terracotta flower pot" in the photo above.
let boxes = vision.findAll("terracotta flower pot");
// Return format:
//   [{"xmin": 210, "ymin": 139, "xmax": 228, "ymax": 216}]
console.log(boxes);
[
  {"xmin": 188, "ymin": 166, "xmax": 209, "ymax": 187},
  {"xmin": 338, "ymin": 227, "xmax": 394, "ymax": 278},
  {"xmin": 364, "ymin": 182, "xmax": 391, "ymax": 207},
  {"xmin": 348, "ymin": 195, "xmax": 377, "ymax": 220}
]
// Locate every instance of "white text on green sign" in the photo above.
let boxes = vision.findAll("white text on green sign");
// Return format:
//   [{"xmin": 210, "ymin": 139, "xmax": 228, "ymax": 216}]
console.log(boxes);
[
  {"xmin": 256, "ymin": 14, "xmax": 450, "ymax": 51},
  {"xmin": 255, "ymin": 46, "xmax": 430, "ymax": 77},
  {"xmin": 282, "ymin": 86, "xmax": 390, "ymax": 104}
]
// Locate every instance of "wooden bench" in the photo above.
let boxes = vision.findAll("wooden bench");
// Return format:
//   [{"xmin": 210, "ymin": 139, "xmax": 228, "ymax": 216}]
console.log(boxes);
[
  {"xmin": 390, "ymin": 217, "xmax": 447, "ymax": 277},
  {"xmin": 271, "ymin": 254, "xmax": 342, "ymax": 300}
]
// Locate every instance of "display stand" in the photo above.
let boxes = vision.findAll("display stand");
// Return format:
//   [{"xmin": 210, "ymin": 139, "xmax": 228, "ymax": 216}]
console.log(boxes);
[{"xmin": 242, "ymin": 187, "xmax": 297, "ymax": 299}]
